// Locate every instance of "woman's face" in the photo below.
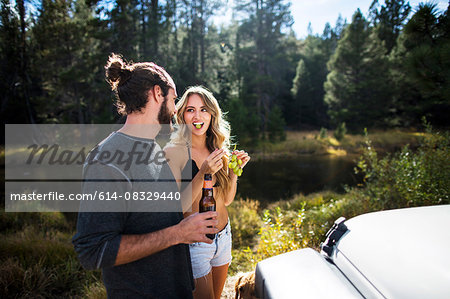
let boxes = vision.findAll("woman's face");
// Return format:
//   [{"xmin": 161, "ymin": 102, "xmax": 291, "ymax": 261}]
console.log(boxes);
[{"xmin": 183, "ymin": 94, "xmax": 212, "ymax": 136}]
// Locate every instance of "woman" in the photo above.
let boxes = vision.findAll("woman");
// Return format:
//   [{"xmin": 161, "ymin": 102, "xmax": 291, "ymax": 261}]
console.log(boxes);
[{"xmin": 166, "ymin": 86, "xmax": 250, "ymax": 298}]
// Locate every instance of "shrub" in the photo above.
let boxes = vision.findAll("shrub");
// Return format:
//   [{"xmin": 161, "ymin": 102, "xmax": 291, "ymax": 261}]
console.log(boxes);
[
  {"xmin": 229, "ymin": 199, "xmax": 263, "ymax": 248},
  {"xmin": 355, "ymin": 124, "xmax": 449, "ymax": 209},
  {"xmin": 247, "ymin": 204, "xmax": 310, "ymax": 266},
  {"xmin": 318, "ymin": 127, "xmax": 327, "ymax": 139},
  {"xmin": 334, "ymin": 122, "xmax": 347, "ymax": 141}
]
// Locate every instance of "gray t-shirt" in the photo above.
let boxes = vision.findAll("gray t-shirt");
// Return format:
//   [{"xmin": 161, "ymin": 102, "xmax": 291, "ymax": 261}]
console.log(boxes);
[{"xmin": 72, "ymin": 132, "xmax": 194, "ymax": 298}]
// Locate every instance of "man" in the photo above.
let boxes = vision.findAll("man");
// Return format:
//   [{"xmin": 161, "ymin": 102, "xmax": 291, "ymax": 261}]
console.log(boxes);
[{"xmin": 72, "ymin": 54, "xmax": 217, "ymax": 298}]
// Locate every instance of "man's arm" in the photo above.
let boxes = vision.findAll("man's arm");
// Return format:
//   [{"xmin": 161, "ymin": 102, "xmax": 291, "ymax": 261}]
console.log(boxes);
[
  {"xmin": 73, "ymin": 163, "xmax": 218, "ymax": 269},
  {"xmin": 114, "ymin": 211, "xmax": 218, "ymax": 266}
]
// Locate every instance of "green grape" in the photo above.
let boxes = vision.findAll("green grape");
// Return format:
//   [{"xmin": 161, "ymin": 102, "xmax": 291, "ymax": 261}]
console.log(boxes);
[
  {"xmin": 233, "ymin": 165, "xmax": 240, "ymax": 174},
  {"xmin": 195, "ymin": 124, "xmax": 202, "ymax": 129},
  {"xmin": 229, "ymin": 147, "xmax": 245, "ymax": 177}
]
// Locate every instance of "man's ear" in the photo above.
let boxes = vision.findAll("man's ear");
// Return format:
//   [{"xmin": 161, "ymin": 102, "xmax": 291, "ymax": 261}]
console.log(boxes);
[{"xmin": 152, "ymin": 85, "xmax": 163, "ymax": 103}]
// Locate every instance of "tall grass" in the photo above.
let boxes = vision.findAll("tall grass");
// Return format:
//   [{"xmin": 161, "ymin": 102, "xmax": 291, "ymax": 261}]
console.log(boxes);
[{"xmin": 0, "ymin": 211, "xmax": 102, "ymax": 298}]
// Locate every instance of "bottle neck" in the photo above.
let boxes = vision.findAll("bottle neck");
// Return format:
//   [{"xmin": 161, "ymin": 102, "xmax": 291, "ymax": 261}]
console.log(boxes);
[{"xmin": 203, "ymin": 179, "xmax": 213, "ymax": 189}]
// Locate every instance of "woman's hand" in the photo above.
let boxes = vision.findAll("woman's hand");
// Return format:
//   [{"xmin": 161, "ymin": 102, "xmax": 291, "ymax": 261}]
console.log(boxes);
[
  {"xmin": 233, "ymin": 150, "xmax": 250, "ymax": 168},
  {"xmin": 200, "ymin": 148, "xmax": 226, "ymax": 175},
  {"xmin": 229, "ymin": 150, "xmax": 251, "ymax": 177}
]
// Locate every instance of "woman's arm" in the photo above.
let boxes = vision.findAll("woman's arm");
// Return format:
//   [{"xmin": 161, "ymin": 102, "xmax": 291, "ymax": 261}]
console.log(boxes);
[
  {"xmin": 164, "ymin": 145, "xmax": 193, "ymax": 212},
  {"xmin": 165, "ymin": 146, "xmax": 226, "ymax": 213},
  {"xmin": 191, "ymin": 149, "xmax": 226, "ymax": 210}
]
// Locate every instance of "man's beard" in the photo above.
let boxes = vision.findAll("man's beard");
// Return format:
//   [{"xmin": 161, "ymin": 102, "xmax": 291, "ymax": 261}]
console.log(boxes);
[{"xmin": 158, "ymin": 96, "xmax": 174, "ymax": 135}]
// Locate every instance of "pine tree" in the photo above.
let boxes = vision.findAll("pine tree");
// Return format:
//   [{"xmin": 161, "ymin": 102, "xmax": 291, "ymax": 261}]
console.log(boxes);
[
  {"xmin": 234, "ymin": 0, "xmax": 293, "ymax": 137},
  {"xmin": 324, "ymin": 9, "xmax": 391, "ymax": 129},
  {"xmin": 31, "ymin": 0, "xmax": 106, "ymax": 123},
  {"xmin": 0, "ymin": 0, "xmax": 32, "ymax": 124},
  {"xmin": 108, "ymin": 0, "xmax": 140, "ymax": 60},
  {"xmin": 369, "ymin": 0, "xmax": 411, "ymax": 53},
  {"xmin": 267, "ymin": 105, "xmax": 286, "ymax": 142},
  {"xmin": 400, "ymin": 3, "xmax": 450, "ymax": 125}
]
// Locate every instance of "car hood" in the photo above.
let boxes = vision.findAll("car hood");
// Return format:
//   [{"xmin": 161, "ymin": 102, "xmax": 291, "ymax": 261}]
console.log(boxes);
[{"xmin": 331, "ymin": 205, "xmax": 450, "ymax": 298}]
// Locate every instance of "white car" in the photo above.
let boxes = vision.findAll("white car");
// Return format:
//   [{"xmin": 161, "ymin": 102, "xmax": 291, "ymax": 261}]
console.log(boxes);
[{"xmin": 255, "ymin": 205, "xmax": 450, "ymax": 299}]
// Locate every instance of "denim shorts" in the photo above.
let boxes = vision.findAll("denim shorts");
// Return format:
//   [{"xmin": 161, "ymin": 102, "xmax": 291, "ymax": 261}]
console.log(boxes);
[{"xmin": 189, "ymin": 221, "xmax": 232, "ymax": 279}]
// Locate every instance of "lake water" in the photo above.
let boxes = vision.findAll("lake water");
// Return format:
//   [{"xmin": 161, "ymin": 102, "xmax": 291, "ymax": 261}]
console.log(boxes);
[{"xmin": 236, "ymin": 155, "xmax": 363, "ymax": 202}]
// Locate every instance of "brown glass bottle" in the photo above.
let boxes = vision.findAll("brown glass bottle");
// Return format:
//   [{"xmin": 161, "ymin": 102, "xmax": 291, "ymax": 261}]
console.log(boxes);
[{"xmin": 199, "ymin": 173, "xmax": 216, "ymax": 240}]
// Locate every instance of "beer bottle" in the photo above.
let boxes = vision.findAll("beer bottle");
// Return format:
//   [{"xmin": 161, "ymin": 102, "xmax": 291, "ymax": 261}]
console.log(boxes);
[{"xmin": 199, "ymin": 173, "xmax": 216, "ymax": 240}]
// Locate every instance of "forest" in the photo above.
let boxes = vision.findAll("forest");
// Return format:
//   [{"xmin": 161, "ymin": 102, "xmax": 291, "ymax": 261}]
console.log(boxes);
[
  {"xmin": 1, "ymin": 0, "xmax": 449, "ymax": 144},
  {"xmin": 1, "ymin": 1, "xmax": 450, "ymax": 297}
]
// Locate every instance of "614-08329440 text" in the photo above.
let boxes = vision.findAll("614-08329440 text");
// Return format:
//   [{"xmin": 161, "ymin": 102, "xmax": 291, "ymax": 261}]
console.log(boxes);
[{"xmin": 9, "ymin": 191, "xmax": 181, "ymax": 201}]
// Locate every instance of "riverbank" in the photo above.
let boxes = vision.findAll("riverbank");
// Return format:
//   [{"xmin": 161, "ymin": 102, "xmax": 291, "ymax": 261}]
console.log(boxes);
[{"xmin": 245, "ymin": 129, "xmax": 424, "ymax": 160}]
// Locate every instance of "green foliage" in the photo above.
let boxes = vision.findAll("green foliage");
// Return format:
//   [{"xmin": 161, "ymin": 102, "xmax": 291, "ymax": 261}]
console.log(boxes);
[
  {"xmin": 0, "ymin": 211, "xmax": 74, "ymax": 234},
  {"xmin": 333, "ymin": 122, "xmax": 347, "ymax": 141},
  {"xmin": 318, "ymin": 127, "xmax": 328, "ymax": 139},
  {"xmin": 248, "ymin": 205, "xmax": 309, "ymax": 265},
  {"xmin": 0, "ymin": 0, "xmax": 34, "ymax": 123},
  {"xmin": 229, "ymin": 199, "xmax": 263, "ymax": 249},
  {"xmin": 83, "ymin": 281, "xmax": 107, "ymax": 299},
  {"xmin": 234, "ymin": 126, "xmax": 448, "ymax": 272},
  {"xmin": 324, "ymin": 9, "xmax": 392, "ymax": 129},
  {"xmin": 267, "ymin": 105, "xmax": 286, "ymax": 142},
  {"xmin": 356, "ymin": 123, "xmax": 450, "ymax": 209},
  {"xmin": 228, "ymin": 199, "xmax": 264, "ymax": 275},
  {"xmin": 1, "ymin": 0, "xmax": 447, "ymax": 133},
  {"xmin": 0, "ymin": 210, "xmax": 102, "ymax": 298},
  {"xmin": 369, "ymin": 0, "xmax": 411, "ymax": 53},
  {"xmin": 399, "ymin": 3, "xmax": 450, "ymax": 126},
  {"xmin": 288, "ymin": 32, "xmax": 335, "ymax": 128},
  {"xmin": 225, "ymin": 97, "xmax": 261, "ymax": 146},
  {"xmin": 0, "ymin": 256, "xmax": 101, "ymax": 298},
  {"xmin": 234, "ymin": 0, "xmax": 296, "ymax": 137}
]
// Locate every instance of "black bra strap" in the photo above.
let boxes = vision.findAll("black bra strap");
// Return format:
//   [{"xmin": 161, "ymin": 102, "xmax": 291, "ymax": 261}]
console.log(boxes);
[{"xmin": 186, "ymin": 142, "xmax": 192, "ymax": 162}]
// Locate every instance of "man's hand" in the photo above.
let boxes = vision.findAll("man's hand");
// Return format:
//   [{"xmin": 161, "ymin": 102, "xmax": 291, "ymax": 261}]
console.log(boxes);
[
  {"xmin": 114, "ymin": 211, "xmax": 218, "ymax": 266},
  {"xmin": 176, "ymin": 212, "xmax": 219, "ymax": 244}
]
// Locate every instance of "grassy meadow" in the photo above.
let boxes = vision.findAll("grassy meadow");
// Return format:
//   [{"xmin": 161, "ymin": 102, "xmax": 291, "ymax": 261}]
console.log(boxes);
[
  {"xmin": 248, "ymin": 129, "xmax": 423, "ymax": 159},
  {"xmin": 1, "ymin": 127, "xmax": 449, "ymax": 297}
]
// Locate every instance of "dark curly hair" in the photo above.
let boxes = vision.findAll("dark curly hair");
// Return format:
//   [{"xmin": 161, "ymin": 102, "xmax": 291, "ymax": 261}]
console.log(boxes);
[{"xmin": 105, "ymin": 53, "xmax": 175, "ymax": 115}]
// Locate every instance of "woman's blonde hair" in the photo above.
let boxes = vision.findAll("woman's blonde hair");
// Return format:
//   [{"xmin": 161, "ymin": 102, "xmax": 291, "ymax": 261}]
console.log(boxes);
[{"xmin": 172, "ymin": 86, "xmax": 232, "ymax": 197}]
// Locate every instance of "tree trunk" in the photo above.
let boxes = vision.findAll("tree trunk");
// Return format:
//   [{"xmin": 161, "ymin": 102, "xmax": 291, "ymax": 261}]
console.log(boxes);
[{"xmin": 17, "ymin": 0, "xmax": 35, "ymax": 124}]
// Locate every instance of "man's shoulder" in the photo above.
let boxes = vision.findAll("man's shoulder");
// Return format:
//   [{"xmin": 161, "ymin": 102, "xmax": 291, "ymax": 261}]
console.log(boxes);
[{"xmin": 83, "ymin": 132, "xmax": 130, "ymax": 178}]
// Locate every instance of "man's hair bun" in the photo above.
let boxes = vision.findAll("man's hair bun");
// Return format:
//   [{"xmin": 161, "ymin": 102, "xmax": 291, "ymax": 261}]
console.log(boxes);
[{"xmin": 105, "ymin": 53, "xmax": 132, "ymax": 90}]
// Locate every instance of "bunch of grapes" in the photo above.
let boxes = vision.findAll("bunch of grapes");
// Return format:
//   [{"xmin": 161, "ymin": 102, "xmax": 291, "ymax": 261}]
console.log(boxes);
[{"xmin": 228, "ymin": 151, "xmax": 243, "ymax": 176}]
